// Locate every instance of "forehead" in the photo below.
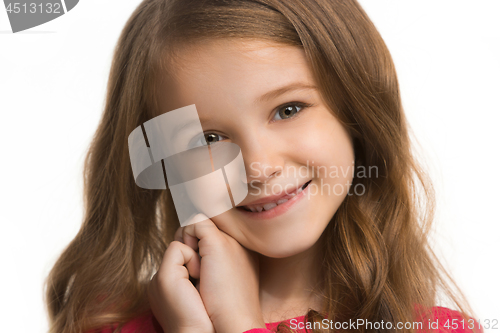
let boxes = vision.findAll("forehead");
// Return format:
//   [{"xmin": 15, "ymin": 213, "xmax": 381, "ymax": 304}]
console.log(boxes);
[{"xmin": 156, "ymin": 39, "xmax": 316, "ymax": 114}]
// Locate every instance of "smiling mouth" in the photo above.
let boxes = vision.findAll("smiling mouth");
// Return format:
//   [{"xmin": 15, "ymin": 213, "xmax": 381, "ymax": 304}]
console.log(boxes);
[{"xmin": 238, "ymin": 180, "xmax": 312, "ymax": 213}]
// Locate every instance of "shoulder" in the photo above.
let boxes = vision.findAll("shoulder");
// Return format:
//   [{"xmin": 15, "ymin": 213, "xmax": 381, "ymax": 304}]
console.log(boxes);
[{"xmin": 424, "ymin": 306, "xmax": 484, "ymax": 333}]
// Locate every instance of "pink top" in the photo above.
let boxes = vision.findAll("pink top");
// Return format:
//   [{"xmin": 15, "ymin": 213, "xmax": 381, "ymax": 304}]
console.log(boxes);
[{"xmin": 86, "ymin": 306, "xmax": 483, "ymax": 333}]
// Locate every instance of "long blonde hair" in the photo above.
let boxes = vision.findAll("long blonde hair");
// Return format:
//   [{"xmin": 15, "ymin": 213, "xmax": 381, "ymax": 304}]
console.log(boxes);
[{"xmin": 44, "ymin": 1, "xmax": 479, "ymax": 332}]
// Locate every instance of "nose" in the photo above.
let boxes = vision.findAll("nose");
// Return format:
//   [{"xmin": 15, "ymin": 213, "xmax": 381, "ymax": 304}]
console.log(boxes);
[{"xmin": 239, "ymin": 139, "xmax": 284, "ymax": 186}]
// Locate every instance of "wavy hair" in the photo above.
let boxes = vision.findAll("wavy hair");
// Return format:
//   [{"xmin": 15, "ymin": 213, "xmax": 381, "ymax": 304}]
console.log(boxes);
[{"xmin": 44, "ymin": 0, "xmax": 479, "ymax": 332}]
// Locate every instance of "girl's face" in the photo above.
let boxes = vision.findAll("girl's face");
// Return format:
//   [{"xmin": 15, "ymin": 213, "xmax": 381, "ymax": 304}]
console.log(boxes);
[{"xmin": 159, "ymin": 40, "xmax": 354, "ymax": 258}]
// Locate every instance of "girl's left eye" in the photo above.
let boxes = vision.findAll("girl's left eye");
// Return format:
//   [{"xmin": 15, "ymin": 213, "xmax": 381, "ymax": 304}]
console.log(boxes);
[{"xmin": 272, "ymin": 102, "xmax": 310, "ymax": 121}]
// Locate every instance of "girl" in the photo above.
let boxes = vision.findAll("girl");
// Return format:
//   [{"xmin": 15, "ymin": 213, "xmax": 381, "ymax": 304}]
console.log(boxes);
[{"xmin": 44, "ymin": 0, "xmax": 483, "ymax": 332}]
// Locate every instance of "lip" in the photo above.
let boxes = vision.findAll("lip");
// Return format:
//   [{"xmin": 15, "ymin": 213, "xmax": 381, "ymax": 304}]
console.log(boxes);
[
  {"xmin": 235, "ymin": 180, "xmax": 311, "ymax": 220},
  {"xmin": 238, "ymin": 180, "xmax": 311, "ymax": 207}
]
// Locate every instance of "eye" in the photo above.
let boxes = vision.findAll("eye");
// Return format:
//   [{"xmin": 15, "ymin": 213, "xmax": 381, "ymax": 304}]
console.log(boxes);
[
  {"xmin": 204, "ymin": 133, "xmax": 223, "ymax": 145},
  {"xmin": 188, "ymin": 132, "xmax": 225, "ymax": 149},
  {"xmin": 272, "ymin": 102, "xmax": 310, "ymax": 121}
]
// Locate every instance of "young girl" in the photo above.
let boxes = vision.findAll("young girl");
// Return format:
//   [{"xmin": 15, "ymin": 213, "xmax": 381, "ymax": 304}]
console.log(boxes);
[{"xmin": 44, "ymin": 0, "xmax": 483, "ymax": 332}]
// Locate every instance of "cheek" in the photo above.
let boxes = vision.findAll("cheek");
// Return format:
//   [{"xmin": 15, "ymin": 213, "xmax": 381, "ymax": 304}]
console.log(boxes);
[
  {"xmin": 207, "ymin": 112, "xmax": 354, "ymax": 257},
  {"xmin": 291, "ymin": 113, "xmax": 355, "ymax": 177},
  {"xmin": 292, "ymin": 114, "xmax": 355, "ymax": 221}
]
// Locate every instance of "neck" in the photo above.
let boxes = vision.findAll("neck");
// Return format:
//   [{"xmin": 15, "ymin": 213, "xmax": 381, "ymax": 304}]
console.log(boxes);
[{"xmin": 258, "ymin": 238, "xmax": 324, "ymax": 323}]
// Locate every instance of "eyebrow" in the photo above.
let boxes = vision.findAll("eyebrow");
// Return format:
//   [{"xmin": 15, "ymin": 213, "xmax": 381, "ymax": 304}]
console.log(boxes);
[{"xmin": 256, "ymin": 82, "xmax": 317, "ymax": 104}]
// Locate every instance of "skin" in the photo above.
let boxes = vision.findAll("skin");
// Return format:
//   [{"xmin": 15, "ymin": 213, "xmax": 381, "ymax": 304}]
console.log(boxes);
[{"xmin": 147, "ymin": 39, "xmax": 355, "ymax": 333}]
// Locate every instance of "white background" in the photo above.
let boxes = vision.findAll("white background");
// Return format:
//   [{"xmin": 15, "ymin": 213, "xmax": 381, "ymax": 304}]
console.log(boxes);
[{"xmin": 0, "ymin": 1, "xmax": 498, "ymax": 332}]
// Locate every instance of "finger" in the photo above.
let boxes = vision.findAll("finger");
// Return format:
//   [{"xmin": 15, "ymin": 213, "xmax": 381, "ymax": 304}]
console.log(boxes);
[
  {"xmin": 177, "ymin": 214, "xmax": 208, "ymax": 251},
  {"xmin": 182, "ymin": 214, "xmax": 222, "ymax": 251},
  {"xmin": 160, "ymin": 241, "xmax": 201, "ymax": 280},
  {"xmin": 175, "ymin": 222, "xmax": 198, "ymax": 252},
  {"xmin": 182, "ymin": 228, "xmax": 199, "ymax": 252}
]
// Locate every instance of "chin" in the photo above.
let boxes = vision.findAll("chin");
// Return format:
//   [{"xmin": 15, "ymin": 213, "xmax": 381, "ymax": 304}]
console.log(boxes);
[{"xmin": 251, "ymin": 238, "xmax": 319, "ymax": 259}]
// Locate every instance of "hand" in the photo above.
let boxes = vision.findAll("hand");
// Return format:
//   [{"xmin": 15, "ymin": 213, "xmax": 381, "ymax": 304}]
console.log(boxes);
[
  {"xmin": 147, "ymin": 235, "xmax": 215, "ymax": 333},
  {"xmin": 178, "ymin": 214, "xmax": 266, "ymax": 333}
]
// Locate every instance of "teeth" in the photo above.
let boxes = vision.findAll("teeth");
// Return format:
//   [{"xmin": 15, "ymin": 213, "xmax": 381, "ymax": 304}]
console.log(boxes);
[
  {"xmin": 243, "ymin": 197, "xmax": 289, "ymax": 212},
  {"xmin": 277, "ymin": 198, "xmax": 289, "ymax": 205},
  {"xmin": 241, "ymin": 182, "xmax": 311, "ymax": 212},
  {"xmin": 263, "ymin": 203, "xmax": 277, "ymax": 211}
]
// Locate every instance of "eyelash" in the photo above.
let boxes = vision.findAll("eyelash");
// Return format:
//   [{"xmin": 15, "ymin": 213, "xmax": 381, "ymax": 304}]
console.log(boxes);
[{"xmin": 201, "ymin": 101, "xmax": 313, "ymax": 144}]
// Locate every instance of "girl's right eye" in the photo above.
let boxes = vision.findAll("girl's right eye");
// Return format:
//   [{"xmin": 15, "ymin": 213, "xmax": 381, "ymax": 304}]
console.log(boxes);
[
  {"xmin": 204, "ymin": 133, "xmax": 222, "ymax": 145},
  {"xmin": 188, "ymin": 132, "xmax": 225, "ymax": 149}
]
